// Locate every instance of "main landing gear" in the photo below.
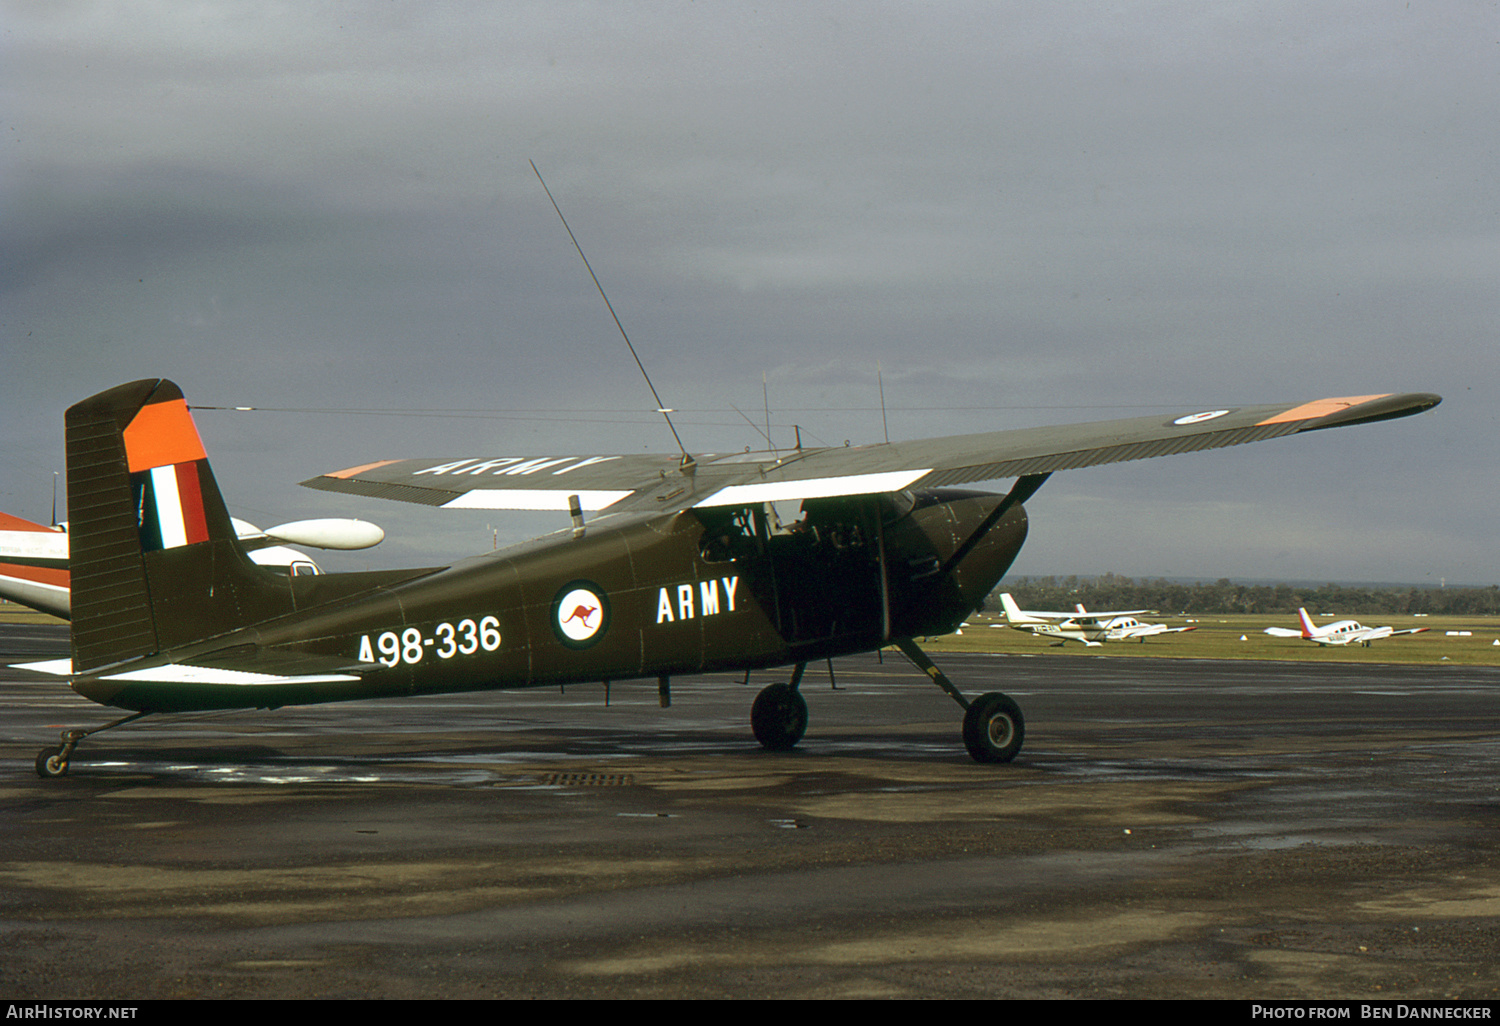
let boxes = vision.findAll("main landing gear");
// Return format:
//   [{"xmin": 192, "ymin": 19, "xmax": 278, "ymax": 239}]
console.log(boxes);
[
  {"xmin": 35, "ymin": 711, "xmax": 151, "ymax": 779},
  {"xmin": 751, "ymin": 662, "xmax": 809, "ymax": 751},
  {"xmin": 748, "ymin": 642, "xmax": 1025, "ymax": 763},
  {"xmin": 893, "ymin": 638, "xmax": 1024, "ymax": 763}
]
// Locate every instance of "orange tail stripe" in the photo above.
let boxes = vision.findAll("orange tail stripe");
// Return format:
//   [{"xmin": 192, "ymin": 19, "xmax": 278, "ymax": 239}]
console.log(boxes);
[{"xmin": 123, "ymin": 399, "xmax": 208, "ymax": 473}]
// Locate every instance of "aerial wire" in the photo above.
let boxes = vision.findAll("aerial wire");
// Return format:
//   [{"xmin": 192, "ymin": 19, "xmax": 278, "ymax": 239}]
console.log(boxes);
[{"xmin": 762, "ymin": 372, "xmax": 777, "ymax": 455}]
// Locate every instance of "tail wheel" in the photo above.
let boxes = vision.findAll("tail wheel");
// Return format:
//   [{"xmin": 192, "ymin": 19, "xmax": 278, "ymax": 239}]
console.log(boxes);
[
  {"xmin": 35, "ymin": 746, "xmax": 69, "ymax": 778},
  {"xmin": 963, "ymin": 692, "xmax": 1025, "ymax": 764},
  {"xmin": 751, "ymin": 683, "xmax": 809, "ymax": 751}
]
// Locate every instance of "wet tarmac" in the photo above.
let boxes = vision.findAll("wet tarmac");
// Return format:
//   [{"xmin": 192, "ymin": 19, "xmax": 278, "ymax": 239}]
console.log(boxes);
[{"xmin": 3, "ymin": 624, "xmax": 1500, "ymax": 999}]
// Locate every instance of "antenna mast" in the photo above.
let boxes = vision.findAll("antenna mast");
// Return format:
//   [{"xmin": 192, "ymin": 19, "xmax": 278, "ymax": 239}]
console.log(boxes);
[{"xmin": 530, "ymin": 161, "xmax": 693, "ymax": 468}]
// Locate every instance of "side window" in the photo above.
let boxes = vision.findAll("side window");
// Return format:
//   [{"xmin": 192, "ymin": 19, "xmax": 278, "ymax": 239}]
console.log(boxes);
[{"xmin": 697, "ymin": 508, "xmax": 760, "ymax": 563}]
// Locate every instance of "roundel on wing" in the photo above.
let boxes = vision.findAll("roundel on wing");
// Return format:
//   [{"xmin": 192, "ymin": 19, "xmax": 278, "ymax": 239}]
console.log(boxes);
[
  {"xmin": 1171, "ymin": 409, "xmax": 1231, "ymax": 426},
  {"xmin": 552, "ymin": 581, "xmax": 610, "ymax": 648}
]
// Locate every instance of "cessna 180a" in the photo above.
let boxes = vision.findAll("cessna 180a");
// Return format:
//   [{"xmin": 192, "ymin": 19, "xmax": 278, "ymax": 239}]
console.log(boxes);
[
  {"xmin": 21, "ymin": 381, "xmax": 1437, "ymax": 776},
  {"xmin": 998, "ymin": 592, "xmax": 1197, "ymax": 647},
  {"xmin": 0, "ymin": 509, "xmax": 384, "ymax": 620},
  {"xmin": 1265, "ymin": 607, "xmax": 1430, "ymax": 647}
]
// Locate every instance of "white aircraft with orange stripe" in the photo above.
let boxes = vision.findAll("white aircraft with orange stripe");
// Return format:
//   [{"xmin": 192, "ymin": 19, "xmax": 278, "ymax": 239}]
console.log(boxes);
[
  {"xmin": 1265, "ymin": 608, "xmax": 1428, "ymax": 647},
  {"xmin": 0, "ymin": 509, "xmax": 384, "ymax": 620}
]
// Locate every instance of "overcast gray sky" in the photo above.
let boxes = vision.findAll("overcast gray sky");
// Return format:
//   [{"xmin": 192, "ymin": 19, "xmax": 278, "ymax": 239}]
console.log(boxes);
[{"xmin": 3, "ymin": 2, "xmax": 1494, "ymax": 584}]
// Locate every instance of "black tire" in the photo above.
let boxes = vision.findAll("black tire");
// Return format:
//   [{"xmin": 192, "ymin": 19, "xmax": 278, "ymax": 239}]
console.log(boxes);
[
  {"xmin": 751, "ymin": 683, "xmax": 809, "ymax": 751},
  {"xmin": 35, "ymin": 746, "xmax": 69, "ymax": 779},
  {"xmin": 962, "ymin": 692, "xmax": 1024, "ymax": 764}
]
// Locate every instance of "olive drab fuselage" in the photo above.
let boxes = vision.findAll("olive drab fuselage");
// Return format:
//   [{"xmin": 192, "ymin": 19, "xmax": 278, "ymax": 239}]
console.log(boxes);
[
  {"xmin": 39, "ymin": 377, "xmax": 1437, "ymax": 774},
  {"xmin": 74, "ymin": 489, "xmax": 1026, "ymax": 712}
]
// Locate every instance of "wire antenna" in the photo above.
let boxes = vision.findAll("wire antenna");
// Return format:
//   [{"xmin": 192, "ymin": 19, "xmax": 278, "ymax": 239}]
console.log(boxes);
[
  {"xmin": 530, "ymin": 161, "xmax": 693, "ymax": 467},
  {"xmin": 762, "ymin": 372, "xmax": 777, "ymax": 455},
  {"xmin": 729, "ymin": 403, "xmax": 775, "ymax": 449},
  {"xmin": 877, "ymin": 360, "xmax": 890, "ymax": 444}
]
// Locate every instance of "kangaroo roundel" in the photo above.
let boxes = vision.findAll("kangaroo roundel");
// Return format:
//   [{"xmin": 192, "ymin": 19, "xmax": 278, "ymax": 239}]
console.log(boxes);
[{"xmin": 552, "ymin": 582, "xmax": 610, "ymax": 648}]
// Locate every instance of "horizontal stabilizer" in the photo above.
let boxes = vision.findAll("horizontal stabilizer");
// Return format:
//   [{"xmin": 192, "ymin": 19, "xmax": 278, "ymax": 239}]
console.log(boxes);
[
  {"xmin": 67, "ymin": 643, "xmax": 379, "ymax": 712},
  {"xmin": 97, "ymin": 665, "xmax": 360, "ymax": 686}
]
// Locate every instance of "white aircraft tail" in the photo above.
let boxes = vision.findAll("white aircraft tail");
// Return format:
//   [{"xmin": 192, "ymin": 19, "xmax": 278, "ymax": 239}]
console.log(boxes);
[{"xmin": 999, "ymin": 593, "xmax": 1040, "ymax": 624}]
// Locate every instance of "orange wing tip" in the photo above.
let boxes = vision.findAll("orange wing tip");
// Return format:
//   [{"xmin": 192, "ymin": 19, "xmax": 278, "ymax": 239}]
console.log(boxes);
[
  {"xmin": 123, "ymin": 398, "xmax": 208, "ymax": 473},
  {"xmin": 1255, "ymin": 394, "xmax": 1392, "ymax": 426},
  {"xmin": 324, "ymin": 459, "xmax": 404, "ymax": 480}
]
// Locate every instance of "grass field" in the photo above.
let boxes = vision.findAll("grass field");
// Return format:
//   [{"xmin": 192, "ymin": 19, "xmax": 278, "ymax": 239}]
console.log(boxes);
[
  {"xmin": 0, "ymin": 606, "xmax": 66, "ymax": 625},
  {"xmin": 929, "ymin": 610, "xmax": 1500, "ymax": 666},
  {"xmin": 5, "ymin": 604, "xmax": 1497, "ymax": 666}
]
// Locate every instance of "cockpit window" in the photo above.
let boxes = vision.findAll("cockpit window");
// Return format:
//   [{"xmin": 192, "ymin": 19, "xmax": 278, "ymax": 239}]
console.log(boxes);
[{"xmin": 697, "ymin": 507, "xmax": 762, "ymax": 563}]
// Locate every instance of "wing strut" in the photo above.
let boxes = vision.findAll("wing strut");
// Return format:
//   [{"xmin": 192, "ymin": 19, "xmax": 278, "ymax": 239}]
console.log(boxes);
[{"xmin": 874, "ymin": 498, "xmax": 891, "ymax": 643}]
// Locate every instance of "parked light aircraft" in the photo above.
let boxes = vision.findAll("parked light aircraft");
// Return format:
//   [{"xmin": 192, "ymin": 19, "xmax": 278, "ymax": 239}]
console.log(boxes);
[
  {"xmin": 1264, "ymin": 608, "xmax": 1429, "ymax": 647},
  {"xmin": 0, "ymin": 510, "xmax": 383, "ymax": 620},
  {"xmin": 17, "ymin": 381, "xmax": 1437, "ymax": 776},
  {"xmin": 998, "ymin": 592, "xmax": 1196, "ymax": 646}
]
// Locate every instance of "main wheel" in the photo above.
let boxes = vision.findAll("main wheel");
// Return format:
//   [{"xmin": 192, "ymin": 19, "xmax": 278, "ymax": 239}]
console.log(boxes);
[
  {"xmin": 35, "ymin": 746, "xmax": 69, "ymax": 778},
  {"xmin": 962, "ymin": 692, "xmax": 1024, "ymax": 764},
  {"xmin": 751, "ymin": 683, "xmax": 809, "ymax": 751}
]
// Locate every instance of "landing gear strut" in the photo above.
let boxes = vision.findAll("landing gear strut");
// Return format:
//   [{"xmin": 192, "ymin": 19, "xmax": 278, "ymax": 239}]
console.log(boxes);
[
  {"xmin": 751, "ymin": 662, "xmax": 808, "ymax": 751},
  {"xmin": 895, "ymin": 638, "xmax": 1025, "ymax": 763},
  {"xmin": 34, "ymin": 711, "xmax": 151, "ymax": 779}
]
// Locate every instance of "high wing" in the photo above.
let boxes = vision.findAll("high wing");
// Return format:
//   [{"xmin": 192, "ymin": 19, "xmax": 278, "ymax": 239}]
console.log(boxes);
[
  {"xmin": 998, "ymin": 594, "xmax": 1153, "ymax": 625},
  {"xmin": 301, "ymin": 393, "xmax": 1440, "ymax": 513},
  {"xmin": 1063, "ymin": 613, "xmax": 1154, "ymax": 626}
]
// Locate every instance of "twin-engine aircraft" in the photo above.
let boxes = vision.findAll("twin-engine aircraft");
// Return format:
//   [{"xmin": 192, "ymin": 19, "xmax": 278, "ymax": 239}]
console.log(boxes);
[
  {"xmin": 22, "ymin": 380, "xmax": 1438, "ymax": 776},
  {"xmin": 0, "ymin": 509, "xmax": 384, "ymax": 620},
  {"xmin": 998, "ymin": 593, "xmax": 1197, "ymax": 647},
  {"xmin": 1265, "ymin": 608, "xmax": 1430, "ymax": 647}
]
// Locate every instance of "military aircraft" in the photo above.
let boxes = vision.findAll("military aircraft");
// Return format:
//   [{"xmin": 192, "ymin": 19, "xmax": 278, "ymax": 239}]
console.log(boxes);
[
  {"xmin": 20, "ymin": 381, "xmax": 1437, "ymax": 777},
  {"xmin": 997, "ymin": 592, "xmax": 1196, "ymax": 646},
  {"xmin": 0, "ymin": 508, "xmax": 384, "ymax": 620},
  {"xmin": 1264, "ymin": 607, "xmax": 1429, "ymax": 647}
]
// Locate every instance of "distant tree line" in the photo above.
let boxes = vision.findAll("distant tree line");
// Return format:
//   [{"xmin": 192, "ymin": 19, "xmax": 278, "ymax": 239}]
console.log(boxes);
[{"xmin": 993, "ymin": 574, "xmax": 1500, "ymax": 617}]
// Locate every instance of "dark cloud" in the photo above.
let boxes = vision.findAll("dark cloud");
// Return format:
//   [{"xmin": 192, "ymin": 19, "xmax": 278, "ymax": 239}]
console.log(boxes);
[{"xmin": 2, "ymin": 2, "xmax": 1493, "ymax": 582}]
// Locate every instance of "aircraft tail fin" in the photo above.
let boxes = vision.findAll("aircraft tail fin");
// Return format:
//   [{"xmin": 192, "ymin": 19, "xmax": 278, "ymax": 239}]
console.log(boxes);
[
  {"xmin": 999, "ymin": 593, "xmax": 1035, "ymax": 624},
  {"xmin": 1297, "ymin": 607, "xmax": 1318, "ymax": 638},
  {"xmin": 66, "ymin": 379, "xmax": 296, "ymax": 672},
  {"xmin": 0, "ymin": 510, "xmax": 55, "ymax": 532},
  {"xmin": 1002, "ymin": 588, "xmax": 1026, "ymax": 621}
]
